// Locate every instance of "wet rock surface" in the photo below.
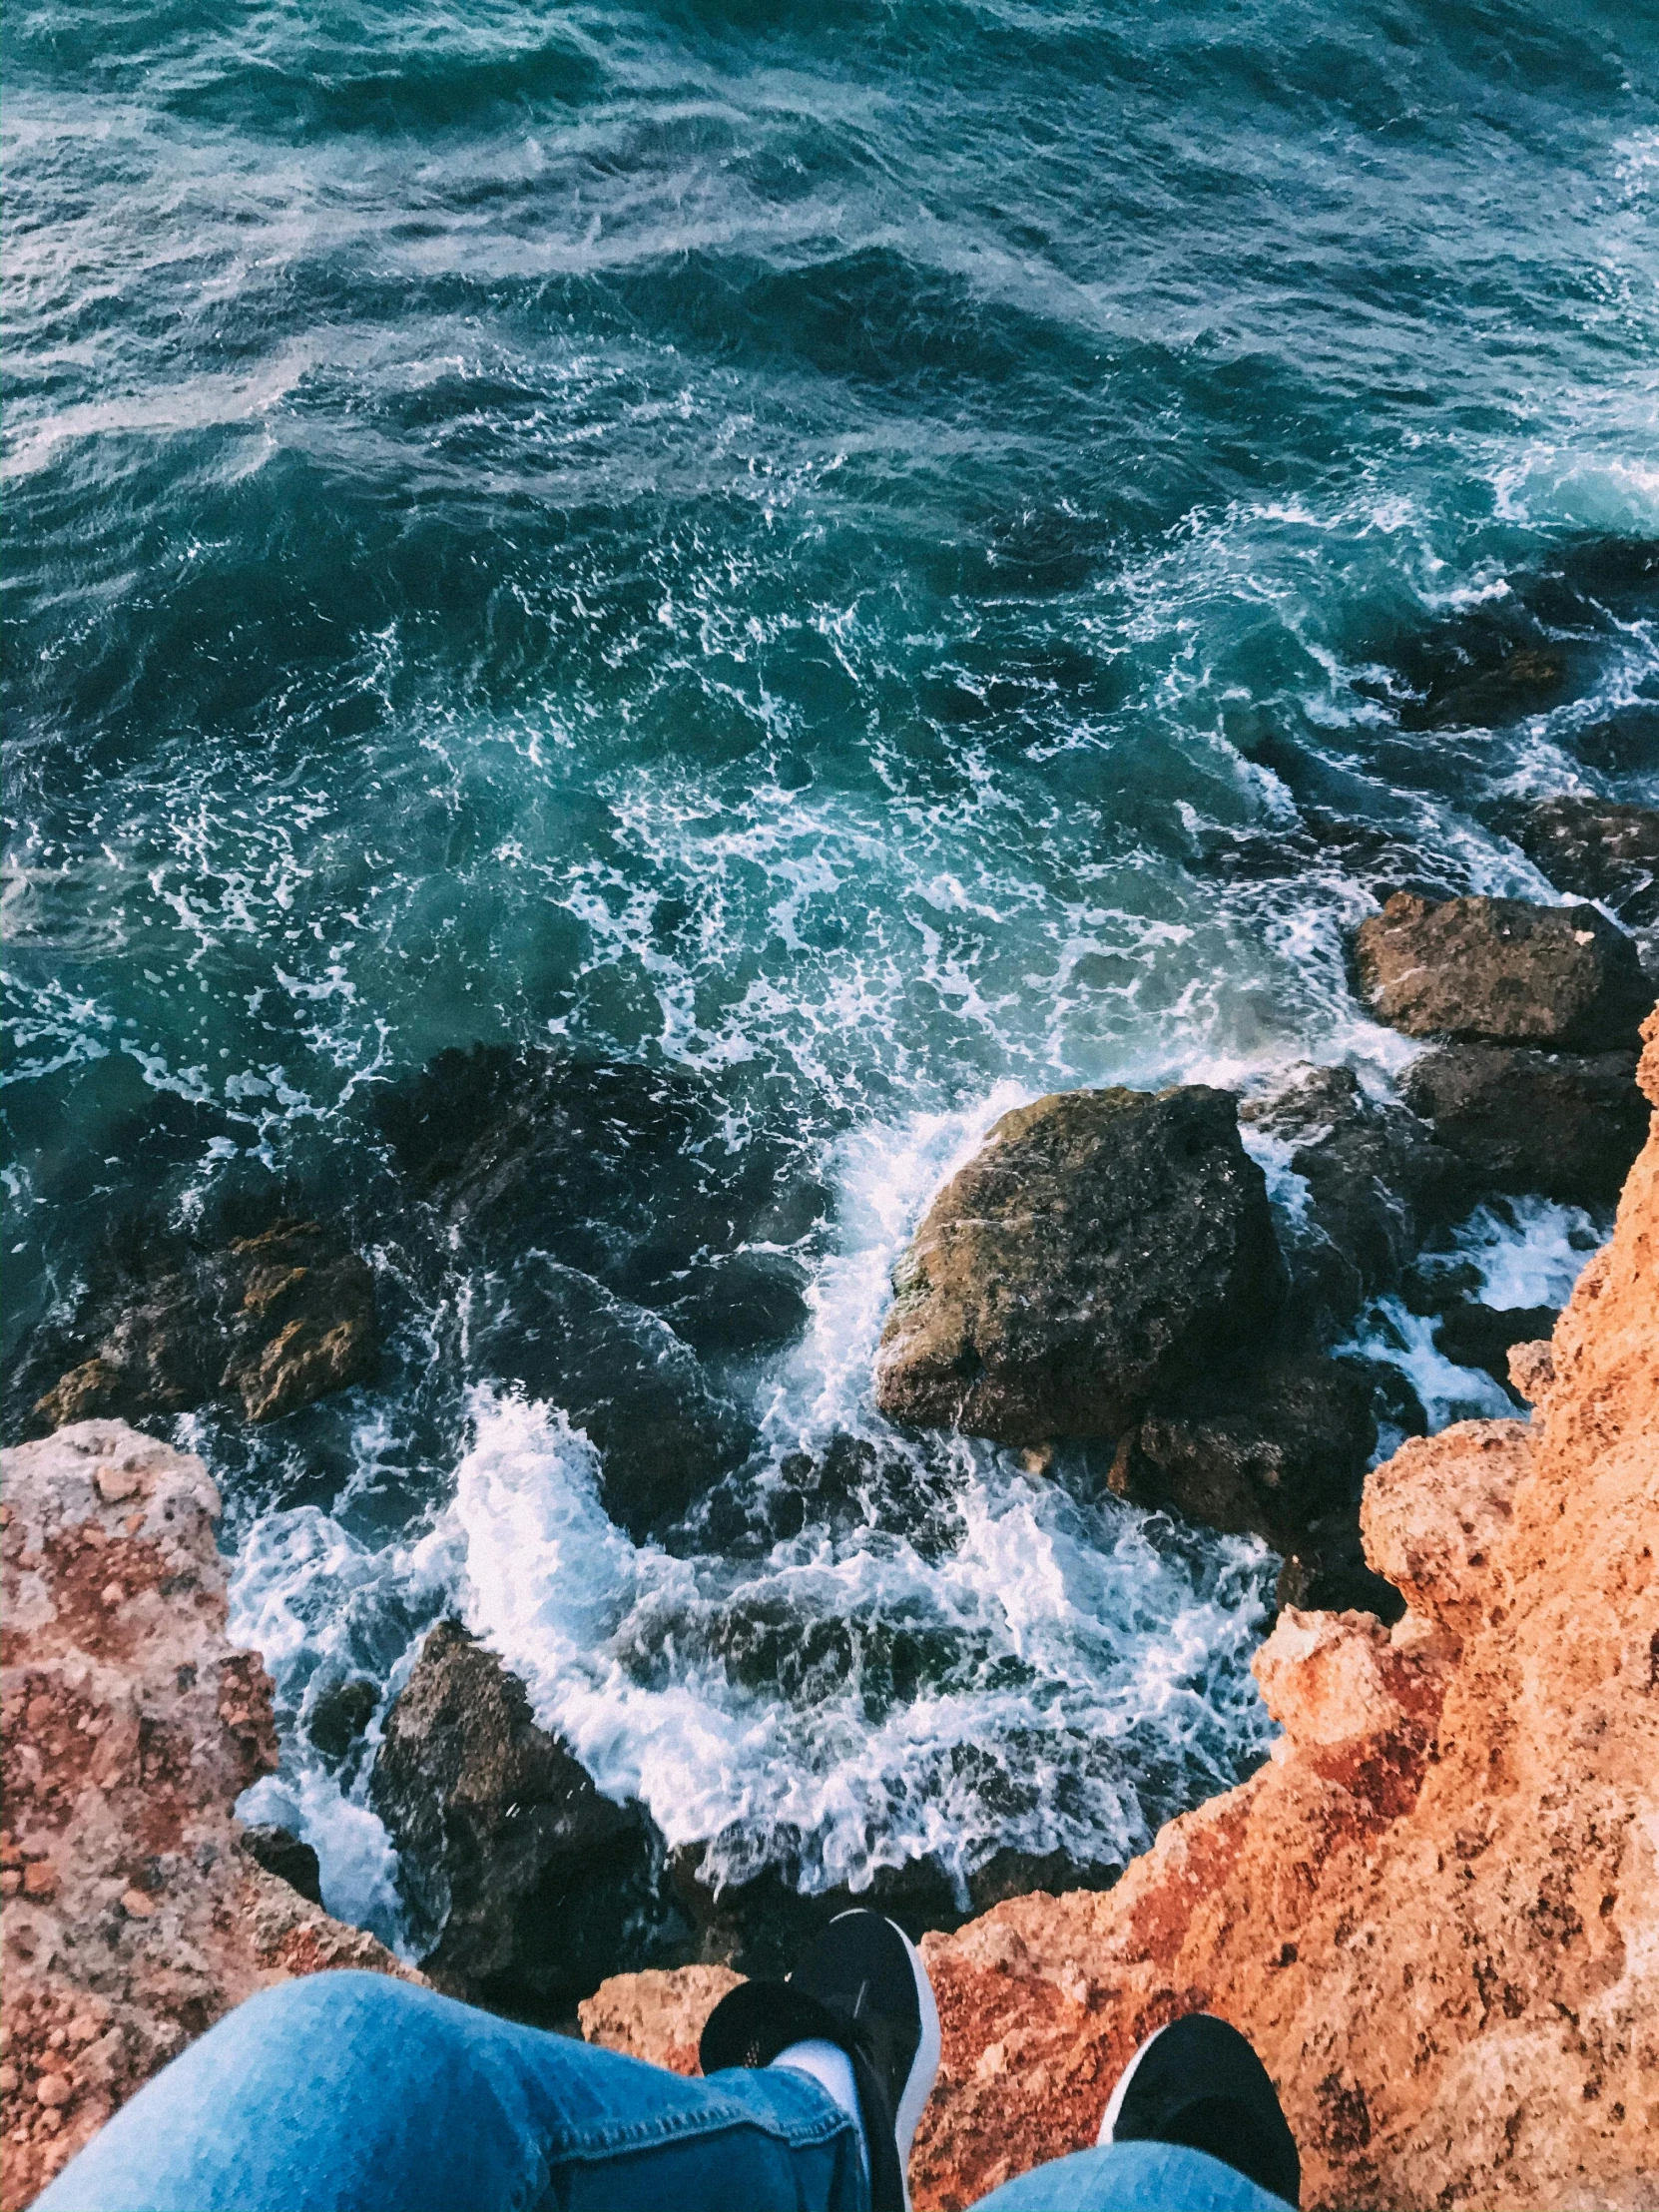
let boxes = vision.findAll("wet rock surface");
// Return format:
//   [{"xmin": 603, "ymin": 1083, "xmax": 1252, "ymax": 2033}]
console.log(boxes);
[
  {"xmin": 368, "ymin": 1621, "xmax": 686, "ymax": 2017},
  {"xmin": 1240, "ymin": 1063, "xmax": 1465, "ymax": 1322},
  {"xmin": 1354, "ymin": 890, "xmax": 1649, "ymax": 1050},
  {"xmin": 1512, "ymin": 794, "xmax": 1659, "ymax": 928},
  {"xmin": 1123, "ymin": 1357, "xmax": 1377, "ymax": 1554},
  {"xmin": 1400, "ymin": 1042, "xmax": 1647, "ymax": 1208},
  {"xmin": 0, "ymin": 1422, "xmax": 415, "ymax": 2212},
  {"xmin": 20, "ymin": 1220, "xmax": 377, "ymax": 1439},
  {"xmin": 375, "ymin": 1044, "xmax": 828, "ymax": 1362},
  {"xmin": 873, "ymin": 1085, "xmax": 1280, "ymax": 1445},
  {"xmin": 373, "ymin": 1044, "xmax": 830, "ymax": 1534},
  {"xmin": 1430, "ymin": 1301, "xmax": 1559, "ymax": 1399}
]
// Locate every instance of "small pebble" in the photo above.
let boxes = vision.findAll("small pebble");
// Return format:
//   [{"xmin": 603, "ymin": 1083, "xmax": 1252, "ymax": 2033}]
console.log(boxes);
[
  {"xmin": 35, "ymin": 2074, "xmax": 71, "ymax": 2109},
  {"xmin": 0, "ymin": 2063, "xmax": 18, "ymax": 2094},
  {"xmin": 119, "ymin": 1889, "xmax": 157, "ymax": 1921},
  {"xmin": 99, "ymin": 1583, "xmax": 124, "ymax": 1609}
]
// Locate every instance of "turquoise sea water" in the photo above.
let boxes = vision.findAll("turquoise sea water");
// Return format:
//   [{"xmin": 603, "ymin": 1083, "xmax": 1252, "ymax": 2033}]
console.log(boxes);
[{"xmin": 5, "ymin": 1, "xmax": 1656, "ymax": 1938}]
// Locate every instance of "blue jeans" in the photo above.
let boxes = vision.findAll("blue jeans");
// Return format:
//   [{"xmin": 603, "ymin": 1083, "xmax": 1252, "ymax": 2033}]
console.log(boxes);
[{"xmin": 36, "ymin": 1971, "xmax": 1293, "ymax": 2212}]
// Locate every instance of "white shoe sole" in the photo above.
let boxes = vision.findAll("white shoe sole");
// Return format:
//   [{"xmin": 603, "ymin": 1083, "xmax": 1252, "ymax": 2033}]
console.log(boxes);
[{"xmin": 889, "ymin": 1921, "xmax": 941, "ymax": 2212}]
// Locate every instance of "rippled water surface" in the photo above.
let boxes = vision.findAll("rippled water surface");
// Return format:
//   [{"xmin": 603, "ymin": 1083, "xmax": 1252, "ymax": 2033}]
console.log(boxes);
[{"xmin": 5, "ymin": 0, "xmax": 1656, "ymax": 1937}]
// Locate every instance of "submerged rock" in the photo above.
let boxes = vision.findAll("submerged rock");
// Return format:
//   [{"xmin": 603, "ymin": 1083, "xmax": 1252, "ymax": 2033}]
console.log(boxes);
[
  {"xmin": 1355, "ymin": 891, "xmax": 1649, "ymax": 1050},
  {"xmin": 1400, "ymin": 1043, "xmax": 1645, "ymax": 1208},
  {"xmin": 873, "ymin": 1086, "xmax": 1280, "ymax": 1446},
  {"xmin": 375, "ymin": 1044, "xmax": 828, "ymax": 1361},
  {"xmin": 1512, "ymin": 795, "xmax": 1659, "ymax": 928},
  {"xmin": 467, "ymin": 1256, "xmax": 753, "ymax": 1537},
  {"xmin": 368, "ymin": 1621, "xmax": 686, "ymax": 2015},
  {"xmin": 27, "ymin": 1220, "xmax": 377, "ymax": 1436}
]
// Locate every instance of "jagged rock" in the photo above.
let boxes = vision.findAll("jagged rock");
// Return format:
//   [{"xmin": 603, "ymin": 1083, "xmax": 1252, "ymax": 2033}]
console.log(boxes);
[
  {"xmin": 1400, "ymin": 1043, "xmax": 1646, "ymax": 1207},
  {"xmin": 238, "ymin": 1824, "xmax": 323, "ymax": 1907},
  {"xmin": 1241, "ymin": 1063, "xmax": 1465, "ymax": 1318},
  {"xmin": 1355, "ymin": 891, "xmax": 1648, "ymax": 1050},
  {"xmin": 303, "ymin": 1675, "xmax": 380, "ymax": 1765},
  {"xmin": 0, "ymin": 1422, "xmax": 415, "ymax": 2210},
  {"xmin": 1431, "ymin": 1301, "xmax": 1559, "ymax": 1398},
  {"xmin": 1513, "ymin": 795, "xmax": 1659, "ymax": 927},
  {"xmin": 873, "ymin": 1086, "xmax": 1281, "ymax": 1445},
  {"xmin": 27, "ymin": 1220, "xmax": 377, "ymax": 1436},
  {"xmin": 1122, "ymin": 1358, "xmax": 1376, "ymax": 1554},
  {"xmin": 368, "ymin": 1621, "xmax": 685, "ymax": 2014},
  {"xmin": 586, "ymin": 1001, "xmax": 1659, "ymax": 2211}
]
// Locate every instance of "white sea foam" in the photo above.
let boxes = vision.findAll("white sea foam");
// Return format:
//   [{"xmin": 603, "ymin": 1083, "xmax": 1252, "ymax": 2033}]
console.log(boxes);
[{"xmin": 1345, "ymin": 1197, "xmax": 1607, "ymax": 1445}]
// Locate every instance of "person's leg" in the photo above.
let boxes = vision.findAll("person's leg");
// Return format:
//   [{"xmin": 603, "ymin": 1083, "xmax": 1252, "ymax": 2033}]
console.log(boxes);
[
  {"xmin": 972, "ymin": 2140, "xmax": 1296, "ymax": 2212},
  {"xmin": 34, "ymin": 1969, "xmax": 866, "ymax": 2212}
]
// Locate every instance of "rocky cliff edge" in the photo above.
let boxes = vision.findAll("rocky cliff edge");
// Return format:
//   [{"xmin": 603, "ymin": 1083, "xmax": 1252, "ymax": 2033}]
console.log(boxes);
[
  {"xmin": 0, "ymin": 1421, "xmax": 417, "ymax": 2212},
  {"xmin": 584, "ymin": 1008, "xmax": 1659, "ymax": 2211}
]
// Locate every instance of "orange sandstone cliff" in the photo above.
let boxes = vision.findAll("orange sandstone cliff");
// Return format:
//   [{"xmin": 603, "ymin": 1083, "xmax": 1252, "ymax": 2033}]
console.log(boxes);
[
  {"xmin": 0, "ymin": 1421, "xmax": 417, "ymax": 2212},
  {"xmin": 585, "ymin": 1010, "xmax": 1659, "ymax": 2210}
]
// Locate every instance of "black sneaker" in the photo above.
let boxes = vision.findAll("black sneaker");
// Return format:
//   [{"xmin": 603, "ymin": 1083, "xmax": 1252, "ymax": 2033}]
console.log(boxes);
[
  {"xmin": 700, "ymin": 1909, "xmax": 941, "ymax": 2212},
  {"xmin": 1098, "ymin": 2013, "xmax": 1301, "ymax": 2207}
]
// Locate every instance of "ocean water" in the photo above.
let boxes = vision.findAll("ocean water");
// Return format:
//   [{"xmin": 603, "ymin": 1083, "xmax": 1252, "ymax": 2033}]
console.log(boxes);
[{"xmin": 4, "ymin": 0, "xmax": 1655, "ymax": 1945}]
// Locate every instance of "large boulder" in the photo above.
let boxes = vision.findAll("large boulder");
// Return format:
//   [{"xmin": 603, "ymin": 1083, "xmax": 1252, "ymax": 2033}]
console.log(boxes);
[
  {"xmin": 1400, "ymin": 1043, "xmax": 1647, "ymax": 1208},
  {"xmin": 368, "ymin": 1622, "xmax": 685, "ymax": 2015},
  {"xmin": 872, "ymin": 1086, "xmax": 1281, "ymax": 1446},
  {"xmin": 25, "ymin": 1220, "xmax": 377, "ymax": 1436},
  {"xmin": 1354, "ymin": 892, "xmax": 1649, "ymax": 1050},
  {"xmin": 1512, "ymin": 796, "xmax": 1659, "ymax": 929}
]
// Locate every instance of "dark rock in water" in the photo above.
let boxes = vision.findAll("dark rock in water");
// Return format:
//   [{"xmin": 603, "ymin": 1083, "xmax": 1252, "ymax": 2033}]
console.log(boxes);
[
  {"xmin": 375, "ymin": 1044, "xmax": 828, "ymax": 1362},
  {"xmin": 1186, "ymin": 807, "xmax": 1464, "ymax": 906},
  {"xmin": 1124, "ymin": 1357, "xmax": 1377, "ymax": 1556},
  {"xmin": 1355, "ymin": 892, "xmax": 1650, "ymax": 1051},
  {"xmin": 305, "ymin": 1675, "xmax": 381, "ymax": 1766},
  {"xmin": 873, "ymin": 1086, "xmax": 1281, "ymax": 1446},
  {"xmin": 1574, "ymin": 703, "xmax": 1659, "ymax": 779},
  {"xmin": 1274, "ymin": 1512, "xmax": 1404, "ymax": 1624},
  {"xmin": 1401, "ymin": 1044, "xmax": 1646, "ymax": 1208},
  {"xmin": 1396, "ymin": 643, "xmax": 1567, "ymax": 732},
  {"xmin": 470, "ymin": 1256, "xmax": 754, "ymax": 1536},
  {"xmin": 369, "ymin": 1621, "xmax": 687, "ymax": 2015},
  {"xmin": 27, "ymin": 1219, "xmax": 377, "ymax": 1435},
  {"xmin": 1241, "ymin": 1063, "xmax": 1466, "ymax": 1321},
  {"xmin": 1512, "ymin": 796, "xmax": 1659, "ymax": 929},
  {"xmin": 239, "ymin": 1823, "xmax": 323, "ymax": 1907},
  {"xmin": 1432, "ymin": 1302, "xmax": 1560, "ymax": 1399}
]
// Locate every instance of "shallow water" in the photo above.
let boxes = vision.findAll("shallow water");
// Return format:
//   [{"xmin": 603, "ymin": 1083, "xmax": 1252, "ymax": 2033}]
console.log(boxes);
[{"xmin": 5, "ymin": 0, "xmax": 1655, "ymax": 1942}]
